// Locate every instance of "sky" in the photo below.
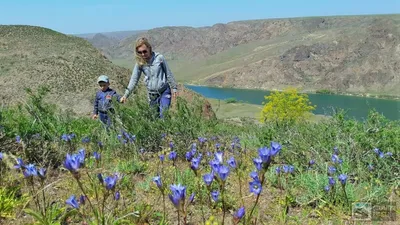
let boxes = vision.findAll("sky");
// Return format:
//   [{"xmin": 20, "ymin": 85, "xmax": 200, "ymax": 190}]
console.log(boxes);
[{"xmin": 0, "ymin": 0, "xmax": 398, "ymax": 34}]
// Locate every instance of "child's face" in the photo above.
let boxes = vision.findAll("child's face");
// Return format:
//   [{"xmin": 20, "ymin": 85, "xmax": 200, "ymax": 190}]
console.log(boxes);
[{"xmin": 98, "ymin": 81, "xmax": 109, "ymax": 91}]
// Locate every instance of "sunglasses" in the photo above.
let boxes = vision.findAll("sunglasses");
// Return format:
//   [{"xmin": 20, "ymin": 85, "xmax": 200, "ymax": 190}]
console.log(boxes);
[{"xmin": 137, "ymin": 50, "xmax": 148, "ymax": 55}]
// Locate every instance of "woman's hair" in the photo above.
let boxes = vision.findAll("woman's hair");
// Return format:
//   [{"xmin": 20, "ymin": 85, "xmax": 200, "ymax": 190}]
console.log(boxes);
[{"xmin": 134, "ymin": 37, "xmax": 152, "ymax": 66}]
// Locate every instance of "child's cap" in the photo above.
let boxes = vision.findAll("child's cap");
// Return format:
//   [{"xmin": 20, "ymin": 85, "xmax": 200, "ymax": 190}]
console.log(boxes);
[{"xmin": 97, "ymin": 75, "xmax": 109, "ymax": 83}]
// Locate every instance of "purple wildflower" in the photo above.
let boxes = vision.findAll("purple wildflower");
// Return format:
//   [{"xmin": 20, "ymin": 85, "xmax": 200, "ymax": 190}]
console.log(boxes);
[
  {"xmin": 249, "ymin": 180, "xmax": 262, "ymax": 195},
  {"xmin": 159, "ymin": 154, "xmax": 165, "ymax": 162},
  {"xmin": 38, "ymin": 168, "xmax": 46, "ymax": 179},
  {"xmin": 153, "ymin": 176, "xmax": 162, "ymax": 189},
  {"xmin": 217, "ymin": 165, "xmax": 230, "ymax": 181},
  {"xmin": 66, "ymin": 195, "xmax": 79, "ymax": 209},
  {"xmin": 14, "ymin": 158, "xmax": 24, "ymax": 169},
  {"xmin": 211, "ymin": 190, "xmax": 219, "ymax": 202},
  {"xmin": 104, "ymin": 175, "xmax": 117, "ymax": 190},
  {"xmin": 227, "ymin": 156, "xmax": 237, "ymax": 169},
  {"xmin": 328, "ymin": 177, "xmax": 335, "ymax": 186},
  {"xmin": 233, "ymin": 207, "xmax": 245, "ymax": 221},
  {"xmin": 338, "ymin": 174, "xmax": 347, "ymax": 185},
  {"xmin": 115, "ymin": 191, "xmax": 120, "ymax": 201},
  {"xmin": 23, "ymin": 164, "xmax": 38, "ymax": 178},
  {"xmin": 169, "ymin": 151, "xmax": 177, "ymax": 161},
  {"xmin": 93, "ymin": 152, "xmax": 100, "ymax": 161},
  {"xmin": 16, "ymin": 135, "xmax": 21, "ymax": 143},
  {"xmin": 253, "ymin": 157, "xmax": 263, "ymax": 171},
  {"xmin": 203, "ymin": 173, "xmax": 214, "ymax": 186}
]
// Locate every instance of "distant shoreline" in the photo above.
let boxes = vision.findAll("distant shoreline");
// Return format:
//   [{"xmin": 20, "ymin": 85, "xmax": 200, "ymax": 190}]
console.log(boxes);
[{"xmin": 184, "ymin": 83, "xmax": 400, "ymax": 101}]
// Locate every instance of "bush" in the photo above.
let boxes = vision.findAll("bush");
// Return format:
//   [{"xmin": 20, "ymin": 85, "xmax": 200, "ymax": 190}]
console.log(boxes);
[{"xmin": 260, "ymin": 87, "xmax": 316, "ymax": 124}]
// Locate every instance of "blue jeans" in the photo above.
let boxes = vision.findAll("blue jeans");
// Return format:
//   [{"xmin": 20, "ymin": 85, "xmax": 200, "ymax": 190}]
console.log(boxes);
[
  {"xmin": 148, "ymin": 86, "xmax": 172, "ymax": 118},
  {"xmin": 99, "ymin": 112, "xmax": 112, "ymax": 128}
]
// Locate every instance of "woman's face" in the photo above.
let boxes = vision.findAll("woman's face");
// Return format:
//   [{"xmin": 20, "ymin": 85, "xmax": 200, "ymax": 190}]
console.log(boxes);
[{"xmin": 137, "ymin": 44, "xmax": 151, "ymax": 61}]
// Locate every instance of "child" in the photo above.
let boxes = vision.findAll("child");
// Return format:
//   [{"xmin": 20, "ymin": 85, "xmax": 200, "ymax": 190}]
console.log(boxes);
[{"xmin": 92, "ymin": 75, "xmax": 121, "ymax": 127}]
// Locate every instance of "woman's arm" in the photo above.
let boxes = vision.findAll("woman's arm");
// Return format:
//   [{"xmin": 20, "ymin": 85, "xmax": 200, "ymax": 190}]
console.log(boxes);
[
  {"xmin": 161, "ymin": 55, "xmax": 178, "ymax": 93},
  {"xmin": 124, "ymin": 63, "xmax": 142, "ymax": 98}
]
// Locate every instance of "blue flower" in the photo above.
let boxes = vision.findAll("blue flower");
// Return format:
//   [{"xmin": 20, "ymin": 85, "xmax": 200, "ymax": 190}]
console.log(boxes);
[
  {"xmin": 215, "ymin": 151, "xmax": 223, "ymax": 164},
  {"xmin": 153, "ymin": 176, "xmax": 162, "ymax": 189},
  {"xmin": 16, "ymin": 135, "xmax": 21, "ymax": 143},
  {"xmin": 114, "ymin": 191, "xmax": 120, "ymax": 201},
  {"xmin": 169, "ymin": 151, "xmax": 177, "ymax": 161},
  {"xmin": 104, "ymin": 175, "xmax": 117, "ymax": 190},
  {"xmin": 258, "ymin": 147, "xmax": 271, "ymax": 164},
  {"xmin": 170, "ymin": 184, "xmax": 186, "ymax": 200},
  {"xmin": 185, "ymin": 151, "xmax": 193, "ymax": 161},
  {"xmin": 328, "ymin": 177, "xmax": 335, "ymax": 186},
  {"xmin": 211, "ymin": 190, "xmax": 219, "ymax": 202},
  {"xmin": 338, "ymin": 174, "xmax": 347, "ymax": 185},
  {"xmin": 23, "ymin": 164, "xmax": 38, "ymax": 177},
  {"xmin": 215, "ymin": 143, "xmax": 221, "ymax": 150},
  {"xmin": 249, "ymin": 180, "xmax": 262, "ymax": 195},
  {"xmin": 324, "ymin": 185, "xmax": 330, "ymax": 192},
  {"xmin": 93, "ymin": 152, "xmax": 100, "ymax": 161},
  {"xmin": 14, "ymin": 158, "xmax": 25, "ymax": 169},
  {"xmin": 169, "ymin": 141, "xmax": 174, "ymax": 149},
  {"xmin": 190, "ymin": 157, "xmax": 200, "ymax": 171},
  {"xmin": 234, "ymin": 207, "xmax": 245, "ymax": 221},
  {"xmin": 64, "ymin": 154, "xmax": 81, "ymax": 173},
  {"xmin": 66, "ymin": 195, "xmax": 79, "ymax": 209},
  {"xmin": 210, "ymin": 159, "xmax": 221, "ymax": 173},
  {"xmin": 217, "ymin": 165, "xmax": 230, "ymax": 181},
  {"xmin": 328, "ymin": 166, "xmax": 336, "ymax": 175},
  {"xmin": 275, "ymin": 167, "xmax": 281, "ymax": 174},
  {"xmin": 250, "ymin": 171, "xmax": 259, "ymax": 181},
  {"xmin": 309, "ymin": 159, "xmax": 315, "ymax": 166},
  {"xmin": 169, "ymin": 184, "xmax": 186, "ymax": 208},
  {"xmin": 331, "ymin": 154, "xmax": 342, "ymax": 164},
  {"xmin": 38, "ymin": 168, "xmax": 46, "ymax": 179},
  {"xmin": 159, "ymin": 154, "xmax": 165, "ymax": 162},
  {"xmin": 270, "ymin": 141, "xmax": 282, "ymax": 156},
  {"xmin": 227, "ymin": 156, "xmax": 237, "ymax": 169},
  {"xmin": 0, "ymin": 152, "xmax": 3, "ymax": 160},
  {"xmin": 253, "ymin": 157, "xmax": 263, "ymax": 171},
  {"xmin": 203, "ymin": 173, "xmax": 214, "ymax": 186}
]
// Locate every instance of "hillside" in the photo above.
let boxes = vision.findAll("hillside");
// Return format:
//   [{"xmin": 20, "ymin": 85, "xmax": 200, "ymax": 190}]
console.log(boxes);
[
  {"xmin": 89, "ymin": 14, "xmax": 400, "ymax": 97},
  {"xmin": 0, "ymin": 25, "xmax": 214, "ymax": 117}
]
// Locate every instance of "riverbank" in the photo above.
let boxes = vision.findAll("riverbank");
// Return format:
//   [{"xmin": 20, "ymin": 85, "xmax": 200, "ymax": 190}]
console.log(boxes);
[{"xmin": 206, "ymin": 98, "xmax": 329, "ymax": 123}]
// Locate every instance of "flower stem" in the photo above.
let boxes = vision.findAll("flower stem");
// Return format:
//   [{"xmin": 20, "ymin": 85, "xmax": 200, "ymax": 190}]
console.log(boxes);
[
  {"xmin": 197, "ymin": 175, "xmax": 206, "ymax": 224},
  {"xmin": 221, "ymin": 183, "xmax": 226, "ymax": 225},
  {"xmin": 75, "ymin": 176, "xmax": 100, "ymax": 225},
  {"xmin": 248, "ymin": 172, "xmax": 266, "ymax": 223}
]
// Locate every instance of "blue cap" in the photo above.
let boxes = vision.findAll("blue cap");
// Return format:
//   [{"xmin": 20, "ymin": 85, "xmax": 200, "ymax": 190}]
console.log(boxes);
[{"xmin": 97, "ymin": 75, "xmax": 109, "ymax": 83}]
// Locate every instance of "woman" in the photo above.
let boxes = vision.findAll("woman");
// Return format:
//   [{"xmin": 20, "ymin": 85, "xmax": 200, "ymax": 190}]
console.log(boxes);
[{"xmin": 120, "ymin": 37, "xmax": 178, "ymax": 118}]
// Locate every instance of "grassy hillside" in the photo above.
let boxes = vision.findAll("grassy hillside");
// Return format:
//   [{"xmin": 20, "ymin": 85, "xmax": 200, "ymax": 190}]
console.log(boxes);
[{"xmin": 0, "ymin": 25, "xmax": 130, "ymax": 115}]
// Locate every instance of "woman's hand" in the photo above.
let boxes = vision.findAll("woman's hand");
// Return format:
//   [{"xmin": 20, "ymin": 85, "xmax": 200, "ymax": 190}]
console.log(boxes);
[
  {"xmin": 92, "ymin": 114, "xmax": 98, "ymax": 120},
  {"xmin": 120, "ymin": 96, "xmax": 127, "ymax": 103}
]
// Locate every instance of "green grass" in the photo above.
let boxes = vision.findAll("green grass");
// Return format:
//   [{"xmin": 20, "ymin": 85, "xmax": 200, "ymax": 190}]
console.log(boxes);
[{"xmin": 1, "ymin": 83, "xmax": 398, "ymax": 225}]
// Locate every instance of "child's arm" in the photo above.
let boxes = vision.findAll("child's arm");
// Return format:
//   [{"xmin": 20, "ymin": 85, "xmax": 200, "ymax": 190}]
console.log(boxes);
[
  {"xmin": 92, "ymin": 92, "xmax": 99, "ymax": 119},
  {"xmin": 113, "ymin": 90, "xmax": 122, "ymax": 103}
]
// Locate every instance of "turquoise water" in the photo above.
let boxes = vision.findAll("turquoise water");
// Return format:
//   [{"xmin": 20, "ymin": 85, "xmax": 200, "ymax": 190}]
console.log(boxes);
[{"xmin": 185, "ymin": 85, "xmax": 400, "ymax": 121}]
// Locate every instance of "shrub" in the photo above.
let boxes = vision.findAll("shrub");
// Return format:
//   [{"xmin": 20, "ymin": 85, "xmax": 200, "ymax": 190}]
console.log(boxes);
[{"xmin": 260, "ymin": 87, "xmax": 316, "ymax": 124}]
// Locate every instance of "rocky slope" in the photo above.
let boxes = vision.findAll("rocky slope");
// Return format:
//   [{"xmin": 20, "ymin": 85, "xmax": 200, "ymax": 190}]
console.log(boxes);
[{"xmin": 86, "ymin": 14, "xmax": 400, "ymax": 96}]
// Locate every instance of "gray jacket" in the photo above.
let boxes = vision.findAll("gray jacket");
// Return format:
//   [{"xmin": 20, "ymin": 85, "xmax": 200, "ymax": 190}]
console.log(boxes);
[{"xmin": 124, "ymin": 52, "xmax": 177, "ymax": 97}]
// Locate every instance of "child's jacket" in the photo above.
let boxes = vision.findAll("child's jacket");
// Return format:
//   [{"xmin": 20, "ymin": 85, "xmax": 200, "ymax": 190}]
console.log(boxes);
[{"xmin": 93, "ymin": 88, "xmax": 121, "ymax": 114}]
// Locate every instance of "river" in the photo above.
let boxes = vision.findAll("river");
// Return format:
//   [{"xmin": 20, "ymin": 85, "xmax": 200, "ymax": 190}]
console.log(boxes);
[{"xmin": 185, "ymin": 85, "xmax": 400, "ymax": 121}]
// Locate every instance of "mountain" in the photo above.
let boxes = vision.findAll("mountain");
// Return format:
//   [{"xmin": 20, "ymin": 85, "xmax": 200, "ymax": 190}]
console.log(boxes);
[
  {"xmin": 0, "ymin": 25, "xmax": 214, "ymax": 118},
  {"xmin": 89, "ymin": 14, "xmax": 400, "ymax": 97},
  {"xmin": 74, "ymin": 30, "xmax": 146, "ymax": 41}
]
